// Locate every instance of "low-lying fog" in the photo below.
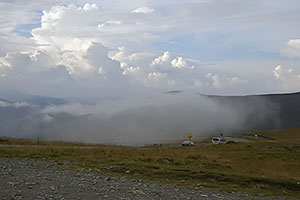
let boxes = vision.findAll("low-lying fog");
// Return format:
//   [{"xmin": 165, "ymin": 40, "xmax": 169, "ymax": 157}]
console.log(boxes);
[{"xmin": 0, "ymin": 91, "xmax": 280, "ymax": 145}]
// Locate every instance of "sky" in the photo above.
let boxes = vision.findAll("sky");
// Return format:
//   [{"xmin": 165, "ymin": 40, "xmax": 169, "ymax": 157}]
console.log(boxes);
[{"xmin": 1, "ymin": 0, "xmax": 300, "ymax": 99}]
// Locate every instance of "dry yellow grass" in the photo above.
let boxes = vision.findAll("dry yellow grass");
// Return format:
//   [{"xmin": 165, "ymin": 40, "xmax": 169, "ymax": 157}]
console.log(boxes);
[{"xmin": 257, "ymin": 128, "xmax": 300, "ymax": 143}]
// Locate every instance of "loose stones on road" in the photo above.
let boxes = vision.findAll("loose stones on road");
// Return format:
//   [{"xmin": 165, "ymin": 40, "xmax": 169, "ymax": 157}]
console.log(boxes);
[{"xmin": 0, "ymin": 158, "xmax": 283, "ymax": 200}]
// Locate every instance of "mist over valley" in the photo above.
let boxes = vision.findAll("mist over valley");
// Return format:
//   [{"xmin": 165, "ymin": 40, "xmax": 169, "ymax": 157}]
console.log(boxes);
[{"xmin": 1, "ymin": 91, "xmax": 298, "ymax": 145}]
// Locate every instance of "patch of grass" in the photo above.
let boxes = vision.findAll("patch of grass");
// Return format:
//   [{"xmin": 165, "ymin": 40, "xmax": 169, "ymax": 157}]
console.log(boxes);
[{"xmin": 257, "ymin": 128, "xmax": 300, "ymax": 144}]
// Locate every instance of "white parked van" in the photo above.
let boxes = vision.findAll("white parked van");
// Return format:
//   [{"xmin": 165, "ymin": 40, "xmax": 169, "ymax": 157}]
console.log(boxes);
[{"xmin": 212, "ymin": 137, "xmax": 226, "ymax": 144}]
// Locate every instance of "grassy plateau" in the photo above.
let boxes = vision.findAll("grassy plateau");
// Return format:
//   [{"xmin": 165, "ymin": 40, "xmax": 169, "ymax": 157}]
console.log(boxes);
[{"xmin": 1, "ymin": 128, "xmax": 300, "ymax": 198}]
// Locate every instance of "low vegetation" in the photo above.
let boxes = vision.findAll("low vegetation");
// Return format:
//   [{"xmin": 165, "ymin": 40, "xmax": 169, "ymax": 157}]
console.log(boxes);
[
  {"xmin": 1, "ymin": 128, "xmax": 300, "ymax": 197},
  {"xmin": 0, "ymin": 137, "xmax": 92, "ymax": 147}
]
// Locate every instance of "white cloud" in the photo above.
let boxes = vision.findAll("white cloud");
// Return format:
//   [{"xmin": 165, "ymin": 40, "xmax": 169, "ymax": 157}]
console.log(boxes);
[
  {"xmin": 0, "ymin": 50, "xmax": 71, "ymax": 87},
  {"xmin": 151, "ymin": 51, "xmax": 171, "ymax": 66},
  {"xmin": 0, "ymin": 100, "xmax": 31, "ymax": 108},
  {"xmin": 205, "ymin": 73, "xmax": 246, "ymax": 89},
  {"xmin": 0, "ymin": 0, "xmax": 61, "ymax": 32},
  {"xmin": 193, "ymin": 79, "xmax": 203, "ymax": 88},
  {"xmin": 147, "ymin": 72, "xmax": 166, "ymax": 79},
  {"xmin": 123, "ymin": 66, "xmax": 141, "ymax": 76},
  {"xmin": 107, "ymin": 50, "xmax": 248, "ymax": 91},
  {"xmin": 171, "ymin": 57, "xmax": 188, "ymax": 69},
  {"xmin": 273, "ymin": 65, "xmax": 300, "ymax": 90},
  {"xmin": 1, "ymin": 1, "xmax": 300, "ymax": 97},
  {"xmin": 206, "ymin": 73, "xmax": 221, "ymax": 88},
  {"xmin": 150, "ymin": 51, "xmax": 190, "ymax": 71},
  {"xmin": 273, "ymin": 65, "xmax": 283, "ymax": 79},
  {"xmin": 84, "ymin": 42, "xmax": 123, "ymax": 80},
  {"xmin": 281, "ymin": 39, "xmax": 300, "ymax": 58},
  {"xmin": 0, "ymin": 54, "xmax": 11, "ymax": 68},
  {"xmin": 227, "ymin": 77, "xmax": 246, "ymax": 86},
  {"xmin": 14, "ymin": 4, "xmax": 130, "ymax": 80},
  {"xmin": 145, "ymin": 72, "xmax": 175, "ymax": 88},
  {"xmin": 109, "ymin": 46, "xmax": 153, "ymax": 69},
  {"xmin": 131, "ymin": 7, "xmax": 154, "ymax": 14},
  {"xmin": 97, "ymin": 21, "xmax": 123, "ymax": 31},
  {"xmin": 81, "ymin": 3, "xmax": 98, "ymax": 11}
]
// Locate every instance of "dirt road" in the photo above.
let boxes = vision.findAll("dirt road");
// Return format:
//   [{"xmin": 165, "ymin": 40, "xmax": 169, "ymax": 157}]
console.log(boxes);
[{"xmin": 0, "ymin": 158, "xmax": 284, "ymax": 200}]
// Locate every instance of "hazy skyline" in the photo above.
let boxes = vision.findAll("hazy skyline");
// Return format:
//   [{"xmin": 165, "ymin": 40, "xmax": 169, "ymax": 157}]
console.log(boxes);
[{"xmin": 1, "ymin": 0, "xmax": 300, "ymax": 99}]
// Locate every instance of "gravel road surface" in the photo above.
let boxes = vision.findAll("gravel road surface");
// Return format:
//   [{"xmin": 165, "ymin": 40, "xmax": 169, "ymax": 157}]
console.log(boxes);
[{"xmin": 0, "ymin": 158, "xmax": 284, "ymax": 200}]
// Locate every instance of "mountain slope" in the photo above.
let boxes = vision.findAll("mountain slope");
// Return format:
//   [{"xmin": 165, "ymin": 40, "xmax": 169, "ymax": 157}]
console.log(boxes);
[{"xmin": 206, "ymin": 91, "xmax": 300, "ymax": 130}]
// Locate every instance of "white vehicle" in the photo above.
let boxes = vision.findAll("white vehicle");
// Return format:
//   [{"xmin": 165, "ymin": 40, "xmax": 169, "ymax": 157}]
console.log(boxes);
[
  {"xmin": 212, "ymin": 137, "xmax": 226, "ymax": 144},
  {"xmin": 182, "ymin": 140, "xmax": 195, "ymax": 146}
]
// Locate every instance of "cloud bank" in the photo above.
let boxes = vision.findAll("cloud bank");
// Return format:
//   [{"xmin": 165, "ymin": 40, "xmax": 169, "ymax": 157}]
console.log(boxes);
[{"xmin": 0, "ymin": 92, "xmax": 278, "ymax": 145}]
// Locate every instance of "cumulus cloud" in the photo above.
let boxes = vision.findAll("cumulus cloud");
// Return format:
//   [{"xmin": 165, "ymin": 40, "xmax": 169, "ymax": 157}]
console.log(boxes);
[
  {"xmin": 206, "ymin": 73, "xmax": 221, "ymax": 88},
  {"xmin": 193, "ymin": 79, "xmax": 203, "ymax": 88},
  {"xmin": 1, "ymin": 1, "xmax": 299, "ymax": 98},
  {"xmin": 84, "ymin": 42, "xmax": 124, "ymax": 80},
  {"xmin": 273, "ymin": 65, "xmax": 300, "ymax": 91},
  {"xmin": 122, "ymin": 66, "xmax": 142, "ymax": 77},
  {"xmin": 151, "ymin": 51, "xmax": 171, "ymax": 67},
  {"xmin": 110, "ymin": 48, "xmax": 195, "ymax": 89},
  {"xmin": 0, "ymin": 3, "xmax": 129, "ymax": 84},
  {"xmin": 0, "ymin": 50, "xmax": 65, "ymax": 78},
  {"xmin": 150, "ymin": 51, "xmax": 192, "ymax": 72},
  {"xmin": 144, "ymin": 72, "xmax": 175, "ymax": 88},
  {"xmin": 281, "ymin": 39, "xmax": 300, "ymax": 58},
  {"xmin": 0, "ymin": 0, "xmax": 61, "ymax": 35},
  {"xmin": 171, "ymin": 57, "xmax": 188, "ymax": 69},
  {"xmin": 109, "ymin": 46, "xmax": 154, "ymax": 69},
  {"xmin": 0, "ymin": 54, "xmax": 11, "ymax": 71},
  {"xmin": 205, "ymin": 73, "xmax": 246, "ymax": 89},
  {"xmin": 131, "ymin": 7, "xmax": 154, "ymax": 14},
  {"xmin": 30, "ymin": 3, "xmax": 164, "ymax": 53},
  {"xmin": 27, "ymin": 4, "xmax": 127, "ymax": 79},
  {"xmin": 109, "ymin": 49, "xmax": 247, "ymax": 91}
]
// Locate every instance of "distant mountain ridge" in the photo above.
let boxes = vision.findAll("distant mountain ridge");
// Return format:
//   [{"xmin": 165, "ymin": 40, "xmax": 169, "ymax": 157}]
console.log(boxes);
[
  {"xmin": 0, "ymin": 99, "xmax": 12, "ymax": 104},
  {"xmin": 205, "ymin": 91, "xmax": 300, "ymax": 130},
  {"xmin": 0, "ymin": 90, "xmax": 68, "ymax": 107},
  {"xmin": 161, "ymin": 90, "xmax": 300, "ymax": 130}
]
